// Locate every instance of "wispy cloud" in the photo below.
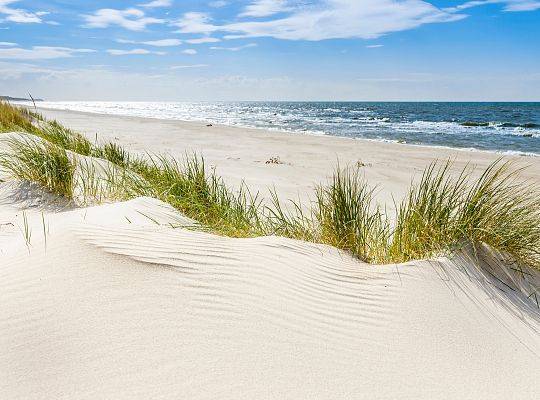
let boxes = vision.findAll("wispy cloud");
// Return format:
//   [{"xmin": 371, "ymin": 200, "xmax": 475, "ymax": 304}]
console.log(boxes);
[
  {"xmin": 170, "ymin": 64, "xmax": 209, "ymax": 69},
  {"xmin": 139, "ymin": 0, "xmax": 173, "ymax": 8},
  {"xmin": 182, "ymin": 49, "xmax": 197, "ymax": 55},
  {"xmin": 366, "ymin": 44, "xmax": 384, "ymax": 48},
  {"xmin": 209, "ymin": 1, "xmax": 229, "ymax": 7},
  {"xmin": 503, "ymin": 0, "xmax": 540, "ymax": 11},
  {"xmin": 107, "ymin": 48, "xmax": 166, "ymax": 56},
  {"xmin": 116, "ymin": 38, "xmax": 182, "ymax": 47},
  {"xmin": 83, "ymin": 8, "xmax": 164, "ymax": 31},
  {"xmin": 210, "ymin": 43, "xmax": 257, "ymax": 51},
  {"xmin": 0, "ymin": 41, "xmax": 16, "ymax": 46},
  {"xmin": 444, "ymin": 0, "xmax": 540, "ymax": 12},
  {"xmin": 0, "ymin": 46, "xmax": 95, "ymax": 60},
  {"xmin": 175, "ymin": 1, "xmax": 466, "ymax": 41},
  {"xmin": 173, "ymin": 12, "xmax": 220, "ymax": 34},
  {"xmin": 240, "ymin": 0, "xmax": 291, "ymax": 17},
  {"xmin": 0, "ymin": 0, "xmax": 47, "ymax": 23},
  {"xmin": 185, "ymin": 37, "xmax": 221, "ymax": 44}
]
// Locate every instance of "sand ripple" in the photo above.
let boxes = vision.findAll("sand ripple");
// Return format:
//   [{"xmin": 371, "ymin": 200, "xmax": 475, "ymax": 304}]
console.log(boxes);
[{"xmin": 1, "ymin": 197, "xmax": 539, "ymax": 399}]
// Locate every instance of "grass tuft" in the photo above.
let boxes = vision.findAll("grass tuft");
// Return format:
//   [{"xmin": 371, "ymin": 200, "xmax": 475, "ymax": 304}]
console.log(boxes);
[
  {"xmin": 135, "ymin": 154, "xmax": 264, "ymax": 237},
  {"xmin": 0, "ymin": 101, "xmax": 40, "ymax": 134},
  {"xmin": 95, "ymin": 142, "xmax": 130, "ymax": 167},
  {"xmin": 389, "ymin": 160, "xmax": 540, "ymax": 268},
  {"xmin": 313, "ymin": 167, "xmax": 389, "ymax": 263},
  {"xmin": 0, "ymin": 135, "xmax": 74, "ymax": 198},
  {"xmin": 40, "ymin": 120, "xmax": 93, "ymax": 156}
]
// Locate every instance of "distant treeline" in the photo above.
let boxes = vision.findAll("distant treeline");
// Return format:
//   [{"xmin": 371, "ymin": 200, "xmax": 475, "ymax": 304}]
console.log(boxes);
[{"xmin": 0, "ymin": 96, "xmax": 44, "ymax": 102}]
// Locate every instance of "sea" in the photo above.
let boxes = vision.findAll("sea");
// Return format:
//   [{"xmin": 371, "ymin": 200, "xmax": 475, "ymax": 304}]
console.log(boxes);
[{"xmin": 24, "ymin": 101, "xmax": 540, "ymax": 156}]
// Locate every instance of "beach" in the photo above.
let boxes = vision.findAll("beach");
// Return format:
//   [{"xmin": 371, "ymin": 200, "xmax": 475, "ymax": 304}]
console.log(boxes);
[
  {"xmin": 1, "ymin": 106, "xmax": 539, "ymax": 399},
  {"xmin": 34, "ymin": 107, "xmax": 540, "ymax": 206}
]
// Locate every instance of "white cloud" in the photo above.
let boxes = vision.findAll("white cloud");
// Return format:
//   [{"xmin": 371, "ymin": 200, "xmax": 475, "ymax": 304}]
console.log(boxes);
[
  {"xmin": 0, "ymin": 61, "xmax": 59, "ymax": 79},
  {"xmin": 504, "ymin": 1, "xmax": 540, "ymax": 11},
  {"xmin": 143, "ymin": 38, "xmax": 182, "ymax": 46},
  {"xmin": 185, "ymin": 37, "xmax": 221, "ymax": 44},
  {"xmin": 115, "ymin": 38, "xmax": 136, "ymax": 44},
  {"xmin": 107, "ymin": 48, "xmax": 166, "ymax": 55},
  {"xmin": 0, "ymin": 41, "xmax": 16, "ymax": 46},
  {"xmin": 182, "ymin": 49, "xmax": 197, "ymax": 55},
  {"xmin": 117, "ymin": 38, "xmax": 182, "ymax": 46},
  {"xmin": 173, "ymin": 12, "xmax": 220, "ymax": 34},
  {"xmin": 210, "ymin": 43, "xmax": 257, "ymax": 51},
  {"xmin": 240, "ymin": 0, "xmax": 291, "ymax": 17},
  {"xmin": 0, "ymin": 46, "xmax": 95, "ymax": 60},
  {"xmin": 4, "ymin": 62, "xmax": 540, "ymax": 101},
  {"xmin": 0, "ymin": 0, "xmax": 46, "ymax": 23},
  {"xmin": 170, "ymin": 64, "xmax": 209, "ymax": 69},
  {"xmin": 444, "ymin": 0, "xmax": 540, "ymax": 12},
  {"xmin": 83, "ymin": 8, "xmax": 164, "ymax": 31},
  {"xmin": 176, "ymin": 1, "xmax": 466, "ymax": 41},
  {"xmin": 139, "ymin": 0, "xmax": 172, "ymax": 8},
  {"xmin": 366, "ymin": 44, "xmax": 384, "ymax": 48},
  {"xmin": 209, "ymin": 1, "xmax": 229, "ymax": 7},
  {"xmin": 173, "ymin": 1, "xmax": 540, "ymax": 42}
]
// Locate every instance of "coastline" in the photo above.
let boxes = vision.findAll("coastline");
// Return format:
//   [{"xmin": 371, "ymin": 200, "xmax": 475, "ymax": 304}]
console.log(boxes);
[
  {"xmin": 22, "ymin": 101, "xmax": 540, "ymax": 157},
  {"xmin": 1, "ymin": 102, "xmax": 539, "ymax": 400},
  {"xmin": 34, "ymin": 106, "xmax": 540, "ymax": 206}
]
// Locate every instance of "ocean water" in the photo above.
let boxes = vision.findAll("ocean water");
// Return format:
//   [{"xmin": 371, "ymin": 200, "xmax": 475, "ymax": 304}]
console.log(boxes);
[{"xmin": 26, "ymin": 101, "xmax": 540, "ymax": 156}]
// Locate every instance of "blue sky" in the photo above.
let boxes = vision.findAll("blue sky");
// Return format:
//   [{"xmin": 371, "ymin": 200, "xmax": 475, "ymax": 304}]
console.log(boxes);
[{"xmin": 0, "ymin": 0, "xmax": 539, "ymax": 101}]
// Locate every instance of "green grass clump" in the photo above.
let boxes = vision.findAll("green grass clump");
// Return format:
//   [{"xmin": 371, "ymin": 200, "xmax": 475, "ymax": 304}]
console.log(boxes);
[
  {"xmin": 313, "ymin": 167, "xmax": 389, "ymax": 263},
  {"xmin": 40, "ymin": 120, "xmax": 93, "ymax": 156},
  {"xmin": 0, "ymin": 101, "xmax": 41, "ymax": 134},
  {"xmin": 266, "ymin": 167, "xmax": 389, "ymax": 263},
  {"xmin": 133, "ymin": 155, "xmax": 264, "ymax": 237},
  {"xmin": 0, "ymin": 136, "xmax": 74, "ymax": 198},
  {"xmin": 95, "ymin": 142, "xmax": 131, "ymax": 167},
  {"xmin": 388, "ymin": 161, "xmax": 540, "ymax": 268}
]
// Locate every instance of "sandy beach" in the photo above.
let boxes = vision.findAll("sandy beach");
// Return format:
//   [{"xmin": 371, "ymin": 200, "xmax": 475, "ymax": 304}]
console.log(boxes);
[
  {"xmin": 34, "ymin": 108, "xmax": 540, "ymax": 206},
  {"xmin": 1, "ymin": 108, "xmax": 539, "ymax": 399},
  {"xmin": 3, "ymin": 0, "xmax": 539, "ymax": 397}
]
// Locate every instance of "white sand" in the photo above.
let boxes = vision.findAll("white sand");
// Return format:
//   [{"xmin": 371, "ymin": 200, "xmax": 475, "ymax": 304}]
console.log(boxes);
[
  {"xmin": 1, "ymin": 111, "xmax": 539, "ymax": 399},
  {"xmin": 33, "ymin": 108, "xmax": 540, "ymax": 206}
]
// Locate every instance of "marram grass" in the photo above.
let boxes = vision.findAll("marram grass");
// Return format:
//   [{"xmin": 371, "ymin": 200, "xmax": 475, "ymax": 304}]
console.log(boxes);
[
  {"xmin": 1, "ymin": 101, "xmax": 539, "ymax": 270},
  {"xmin": 0, "ymin": 135, "xmax": 74, "ymax": 198},
  {"xmin": 0, "ymin": 101, "xmax": 41, "ymax": 134},
  {"xmin": 131, "ymin": 154, "xmax": 265, "ymax": 237},
  {"xmin": 388, "ymin": 160, "xmax": 540, "ymax": 269}
]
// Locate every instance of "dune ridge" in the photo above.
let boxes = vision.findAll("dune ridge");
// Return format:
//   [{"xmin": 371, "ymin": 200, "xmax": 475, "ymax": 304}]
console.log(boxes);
[{"xmin": 1, "ymin": 191, "xmax": 539, "ymax": 399}]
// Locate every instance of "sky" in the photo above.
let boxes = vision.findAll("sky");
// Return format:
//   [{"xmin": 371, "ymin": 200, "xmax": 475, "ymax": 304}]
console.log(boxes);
[{"xmin": 0, "ymin": 0, "xmax": 539, "ymax": 101}]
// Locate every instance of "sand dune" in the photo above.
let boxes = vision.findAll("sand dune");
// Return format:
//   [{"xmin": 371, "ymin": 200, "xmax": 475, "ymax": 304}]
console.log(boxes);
[{"xmin": 1, "ymin": 188, "xmax": 539, "ymax": 399}]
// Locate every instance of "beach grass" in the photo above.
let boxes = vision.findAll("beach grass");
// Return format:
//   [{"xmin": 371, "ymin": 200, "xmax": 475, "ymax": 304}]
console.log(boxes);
[
  {"xmin": 0, "ymin": 135, "xmax": 74, "ymax": 198},
  {"xmin": 388, "ymin": 161, "xmax": 540, "ymax": 268},
  {"xmin": 0, "ymin": 101, "xmax": 41, "ymax": 134},
  {"xmin": 131, "ymin": 154, "xmax": 265, "ymax": 237},
  {"xmin": 1, "ymin": 101, "xmax": 539, "ymax": 269},
  {"xmin": 40, "ymin": 120, "xmax": 93, "ymax": 156},
  {"xmin": 95, "ymin": 142, "xmax": 131, "ymax": 167}
]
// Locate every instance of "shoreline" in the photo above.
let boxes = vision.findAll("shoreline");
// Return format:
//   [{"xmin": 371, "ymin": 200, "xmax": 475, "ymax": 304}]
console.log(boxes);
[
  {"xmin": 33, "ymin": 106, "xmax": 540, "ymax": 207},
  {"xmin": 24, "ymin": 103, "xmax": 539, "ymax": 158}
]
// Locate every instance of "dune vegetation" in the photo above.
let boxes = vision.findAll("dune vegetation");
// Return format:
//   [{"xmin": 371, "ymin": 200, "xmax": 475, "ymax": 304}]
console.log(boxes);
[{"xmin": 1, "ymin": 101, "xmax": 539, "ymax": 269}]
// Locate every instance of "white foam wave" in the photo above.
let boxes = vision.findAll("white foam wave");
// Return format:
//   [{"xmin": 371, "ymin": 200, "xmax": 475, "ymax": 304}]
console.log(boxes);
[{"xmin": 19, "ymin": 101, "xmax": 539, "ymax": 157}]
